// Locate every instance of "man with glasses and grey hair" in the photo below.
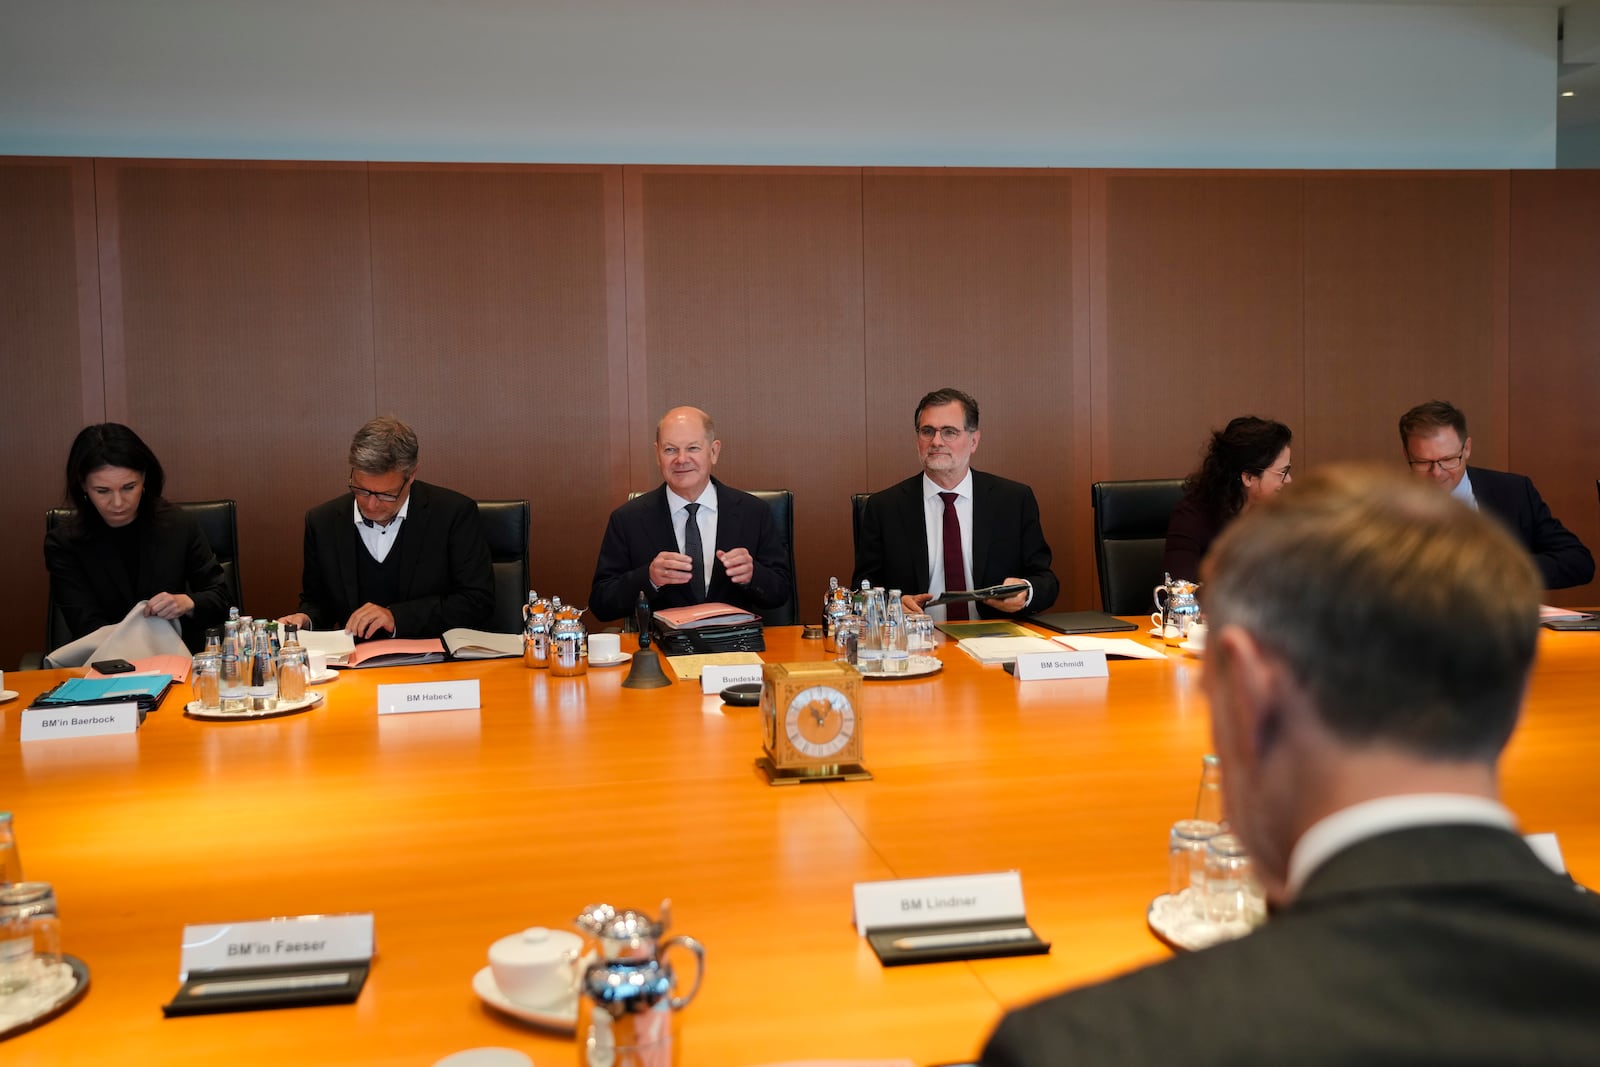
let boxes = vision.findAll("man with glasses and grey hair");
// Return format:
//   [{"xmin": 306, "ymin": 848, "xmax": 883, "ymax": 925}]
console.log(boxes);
[
  {"xmin": 281, "ymin": 416, "xmax": 493, "ymax": 638},
  {"xmin": 1400, "ymin": 400, "xmax": 1592, "ymax": 590}
]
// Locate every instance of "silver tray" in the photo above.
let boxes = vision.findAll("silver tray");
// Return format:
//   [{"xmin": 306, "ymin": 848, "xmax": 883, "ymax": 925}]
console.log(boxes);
[
  {"xmin": 858, "ymin": 655, "xmax": 943, "ymax": 680},
  {"xmin": 0, "ymin": 955, "xmax": 90, "ymax": 1042},
  {"xmin": 185, "ymin": 691, "xmax": 325, "ymax": 721}
]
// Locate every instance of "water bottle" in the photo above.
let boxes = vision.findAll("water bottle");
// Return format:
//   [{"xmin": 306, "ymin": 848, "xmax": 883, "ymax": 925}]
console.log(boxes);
[
  {"xmin": 219, "ymin": 634, "xmax": 247, "ymax": 711},
  {"xmin": 883, "ymin": 590, "xmax": 909, "ymax": 673},
  {"xmin": 277, "ymin": 623, "xmax": 309, "ymax": 703},
  {"xmin": 249, "ymin": 622, "xmax": 279, "ymax": 711},
  {"xmin": 858, "ymin": 587, "xmax": 886, "ymax": 672}
]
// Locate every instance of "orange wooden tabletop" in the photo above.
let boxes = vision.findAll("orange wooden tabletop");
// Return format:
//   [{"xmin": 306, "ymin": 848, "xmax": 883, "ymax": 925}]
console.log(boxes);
[{"xmin": 3, "ymin": 625, "xmax": 1598, "ymax": 1066}]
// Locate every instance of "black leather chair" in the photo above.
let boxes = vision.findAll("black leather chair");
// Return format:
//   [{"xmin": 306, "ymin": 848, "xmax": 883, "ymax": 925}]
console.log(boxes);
[
  {"xmin": 475, "ymin": 500, "xmax": 531, "ymax": 634},
  {"xmin": 40, "ymin": 499, "xmax": 244, "ymax": 657},
  {"xmin": 627, "ymin": 489, "xmax": 799, "ymax": 626},
  {"xmin": 1090, "ymin": 479, "xmax": 1185, "ymax": 615},
  {"xmin": 850, "ymin": 492, "xmax": 873, "ymax": 563}
]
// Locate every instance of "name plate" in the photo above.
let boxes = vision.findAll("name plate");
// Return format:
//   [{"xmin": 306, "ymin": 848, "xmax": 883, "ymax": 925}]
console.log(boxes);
[
  {"xmin": 376, "ymin": 679, "xmax": 480, "ymax": 716},
  {"xmin": 701, "ymin": 664, "xmax": 765, "ymax": 695},
  {"xmin": 20, "ymin": 703, "xmax": 140, "ymax": 741},
  {"xmin": 853, "ymin": 871, "xmax": 1026, "ymax": 936},
  {"xmin": 180, "ymin": 913, "xmax": 375, "ymax": 977},
  {"xmin": 1015, "ymin": 649, "xmax": 1108, "ymax": 681}
]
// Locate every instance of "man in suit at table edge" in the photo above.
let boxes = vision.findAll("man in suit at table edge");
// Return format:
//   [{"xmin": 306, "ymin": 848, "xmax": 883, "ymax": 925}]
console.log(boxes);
[
  {"xmin": 279, "ymin": 416, "xmax": 494, "ymax": 639},
  {"xmin": 1401, "ymin": 399, "xmax": 1593, "ymax": 590},
  {"xmin": 853, "ymin": 387, "xmax": 1058, "ymax": 621},
  {"xmin": 982, "ymin": 466, "xmax": 1600, "ymax": 1067},
  {"xmin": 588, "ymin": 406, "xmax": 791, "ymax": 622}
]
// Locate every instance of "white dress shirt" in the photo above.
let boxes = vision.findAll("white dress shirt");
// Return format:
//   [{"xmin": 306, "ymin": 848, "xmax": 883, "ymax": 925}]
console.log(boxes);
[
  {"xmin": 352, "ymin": 495, "xmax": 411, "ymax": 563},
  {"xmin": 1452, "ymin": 468, "xmax": 1478, "ymax": 510},
  {"xmin": 666, "ymin": 483, "xmax": 718, "ymax": 586},
  {"xmin": 1285, "ymin": 792, "xmax": 1516, "ymax": 897}
]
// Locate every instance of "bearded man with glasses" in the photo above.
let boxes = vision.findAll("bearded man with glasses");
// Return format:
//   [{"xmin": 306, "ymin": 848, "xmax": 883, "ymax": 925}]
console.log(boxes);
[
  {"xmin": 280, "ymin": 416, "xmax": 493, "ymax": 638},
  {"xmin": 1400, "ymin": 400, "xmax": 1593, "ymax": 590}
]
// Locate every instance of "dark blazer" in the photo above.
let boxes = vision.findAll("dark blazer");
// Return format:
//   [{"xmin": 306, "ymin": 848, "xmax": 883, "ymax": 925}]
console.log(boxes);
[
  {"xmin": 1160, "ymin": 489, "xmax": 1224, "ymax": 583},
  {"xmin": 297, "ymin": 481, "xmax": 494, "ymax": 638},
  {"xmin": 1468, "ymin": 466, "xmax": 1594, "ymax": 590},
  {"xmin": 44, "ymin": 503, "xmax": 232, "ymax": 651},
  {"xmin": 851, "ymin": 471, "xmax": 1059, "ymax": 618},
  {"xmin": 588, "ymin": 478, "xmax": 791, "ymax": 622},
  {"xmin": 982, "ymin": 824, "xmax": 1600, "ymax": 1067}
]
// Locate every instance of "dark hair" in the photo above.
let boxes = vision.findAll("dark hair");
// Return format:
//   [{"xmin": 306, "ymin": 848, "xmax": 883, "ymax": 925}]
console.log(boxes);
[
  {"xmin": 1398, "ymin": 400, "xmax": 1468, "ymax": 445},
  {"xmin": 1184, "ymin": 416, "xmax": 1293, "ymax": 521},
  {"xmin": 64, "ymin": 423, "xmax": 166, "ymax": 528},
  {"xmin": 913, "ymin": 388, "xmax": 979, "ymax": 432},
  {"xmin": 1205, "ymin": 465, "xmax": 1538, "ymax": 760}
]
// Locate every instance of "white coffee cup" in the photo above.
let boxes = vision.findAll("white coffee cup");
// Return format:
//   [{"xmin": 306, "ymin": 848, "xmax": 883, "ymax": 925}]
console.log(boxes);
[
  {"xmin": 307, "ymin": 651, "xmax": 328, "ymax": 676},
  {"xmin": 1185, "ymin": 623, "xmax": 1207, "ymax": 649},
  {"xmin": 587, "ymin": 633, "xmax": 621, "ymax": 662},
  {"xmin": 488, "ymin": 926, "xmax": 584, "ymax": 1008}
]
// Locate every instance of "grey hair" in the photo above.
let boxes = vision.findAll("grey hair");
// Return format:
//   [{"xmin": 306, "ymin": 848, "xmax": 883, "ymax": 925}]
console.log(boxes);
[{"xmin": 348, "ymin": 416, "xmax": 419, "ymax": 476}]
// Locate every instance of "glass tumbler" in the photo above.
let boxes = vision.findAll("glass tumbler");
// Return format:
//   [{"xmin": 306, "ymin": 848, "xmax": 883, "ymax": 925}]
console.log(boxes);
[
  {"xmin": 1168, "ymin": 819, "xmax": 1222, "ymax": 917},
  {"xmin": 905, "ymin": 613, "xmax": 936, "ymax": 655},
  {"xmin": 191, "ymin": 651, "xmax": 222, "ymax": 711},
  {"xmin": 0, "ymin": 882, "xmax": 61, "ymax": 995},
  {"xmin": 1204, "ymin": 832, "xmax": 1259, "ymax": 924}
]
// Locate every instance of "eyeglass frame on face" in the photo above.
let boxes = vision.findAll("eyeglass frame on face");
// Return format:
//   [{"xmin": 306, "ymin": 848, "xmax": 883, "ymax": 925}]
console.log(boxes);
[
  {"xmin": 348, "ymin": 473, "xmax": 412, "ymax": 503},
  {"xmin": 1255, "ymin": 464, "xmax": 1292, "ymax": 483},
  {"xmin": 917, "ymin": 424, "xmax": 970, "ymax": 442},
  {"xmin": 1407, "ymin": 451, "xmax": 1465, "ymax": 474}
]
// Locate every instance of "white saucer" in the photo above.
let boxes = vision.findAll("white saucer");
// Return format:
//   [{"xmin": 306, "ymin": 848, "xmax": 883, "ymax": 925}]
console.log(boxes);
[
  {"xmin": 0, "ymin": 690, "xmax": 19, "ymax": 704},
  {"xmin": 472, "ymin": 966, "xmax": 577, "ymax": 1032},
  {"xmin": 1179, "ymin": 640, "xmax": 1206, "ymax": 656},
  {"xmin": 306, "ymin": 668, "xmax": 339, "ymax": 685},
  {"xmin": 587, "ymin": 653, "xmax": 630, "ymax": 668}
]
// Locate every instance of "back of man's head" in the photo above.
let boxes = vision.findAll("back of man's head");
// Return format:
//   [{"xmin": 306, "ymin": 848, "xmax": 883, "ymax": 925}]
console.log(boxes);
[{"xmin": 1204, "ymin": 465, "xmax": 1539, "ymax": 761}]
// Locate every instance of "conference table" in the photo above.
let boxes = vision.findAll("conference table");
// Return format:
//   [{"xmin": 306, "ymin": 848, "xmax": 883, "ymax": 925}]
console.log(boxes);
[{"xmin": 3, "ymin": 623, "xmax": 1598, "ymax": 1066}]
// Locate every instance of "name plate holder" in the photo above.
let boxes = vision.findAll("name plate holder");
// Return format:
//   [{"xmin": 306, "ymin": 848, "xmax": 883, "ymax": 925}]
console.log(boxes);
[
  {"xmin": 852, "ymin": 871, "xmax": 1049, "ymax": 967},
  {"xmin": 701, "ymin": 664, "xmax": 765, "ymax": 695},
  {"xmin": 20, "ymin": 702, "xmax": 140, "ymax": 741},
  {"xmin": 163, "ymin": 913, "xmax": 375, "ymax": 1017},
  {"xmin": 1014, "ymin": 650, "xmax": 1108, "ymax": 681},
  {"xmin": 376, "ymin": 680, "xmax": 480, "ymax": 716}
]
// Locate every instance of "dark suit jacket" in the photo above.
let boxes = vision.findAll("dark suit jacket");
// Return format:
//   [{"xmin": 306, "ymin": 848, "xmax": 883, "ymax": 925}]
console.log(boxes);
[
  {"xmin": 851, "ymin": 471, "xmax": 1059, "ymax": 618},
  {"xmin": 297, "ymin": 481, "xmax": 494, "ymax": 638},
  {"xmin": 983, "ymin": 824, "xmax": 1600, "ymax": 1066},
  {"xmin": 44, "ymin": 503, "xmax": 232, "ymax": 651},
  {"xmin": 1160, "ymin": 489, "xmax": 1225, "ymax": 583},
  {"xmin": 1468, "ymin": 466, "xmax": 1594, "ymax": 590},
  {"xmin": 588, "ymin": 479, "xmax": 791, "ymax": 622}
]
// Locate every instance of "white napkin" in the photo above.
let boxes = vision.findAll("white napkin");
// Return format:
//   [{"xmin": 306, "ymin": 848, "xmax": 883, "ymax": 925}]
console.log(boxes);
[{"xmin": 43, "ymin": 601, "xmax": 188, "ymax": 668}]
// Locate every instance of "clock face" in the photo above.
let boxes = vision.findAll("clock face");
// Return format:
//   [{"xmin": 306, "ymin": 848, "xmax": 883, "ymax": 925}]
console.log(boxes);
[{"xmin": 784, "ymin": 685, "xmax": 856, "ymax": 759}]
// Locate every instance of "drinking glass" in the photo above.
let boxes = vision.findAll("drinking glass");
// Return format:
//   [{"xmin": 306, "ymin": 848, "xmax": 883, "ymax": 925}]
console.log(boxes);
[
  {"xmin": 905, "ymin": 613, "xmax": 936, "ymax": 654},
  {"xmin": 191, "ymin": 652, "xmax": 222, "ymax": 711},
  {"xmin": 1204, "ymin": 833, "xmax": 1260, "ymax": 924},
  {"xmin": 0, "ymin": 882, "xmax": 61, "ymax": 995},
  {"xmin": 1168, "ymin": 819, "xmax": 1222, "ymax": 917}
]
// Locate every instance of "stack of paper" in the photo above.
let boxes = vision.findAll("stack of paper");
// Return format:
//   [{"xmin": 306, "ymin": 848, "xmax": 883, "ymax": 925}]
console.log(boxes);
[
  {"xmin": 957, "ymin": 636, "xmax": 1062, "ymax": 665},
  {"xmin": 1051, "ymin": 635, "xmax": 1168, "ymax": 661},
  {"xmin": 442, "ymin": 628, "xmax": 522, "ymax": 659}
]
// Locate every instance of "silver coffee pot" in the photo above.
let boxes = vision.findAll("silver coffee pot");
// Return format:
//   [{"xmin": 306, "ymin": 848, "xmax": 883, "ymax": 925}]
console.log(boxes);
[
  {"xmin": 573, "ymin": 900, "xmax": 705, "ymax": 1067},
  {"xmin": 524, "ymin": 592, "xmax": 554, "ymax": 670},
  {"xmin": 549, "ymin": 609, "xmax": 589, "ymax": 678},
  {"xmin": 1152, "ymin": 572, "xmax": 1203, "ymax": 641}
]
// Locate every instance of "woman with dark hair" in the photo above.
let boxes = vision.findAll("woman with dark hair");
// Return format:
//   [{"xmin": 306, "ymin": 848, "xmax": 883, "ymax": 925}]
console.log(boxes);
[
  {"xmin": 1161, "ymin": 416, "xmax": 1293, "ymax": 581},
  {"xmin": 44, "ymin": 423, "xmax": 232, "ymax": 650}
]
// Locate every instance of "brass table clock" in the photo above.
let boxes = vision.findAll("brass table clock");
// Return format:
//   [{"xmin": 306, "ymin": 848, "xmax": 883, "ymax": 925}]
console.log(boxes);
[{"xmin": 757, "ymin": 661, "xmax": 870, "ymax": 785}]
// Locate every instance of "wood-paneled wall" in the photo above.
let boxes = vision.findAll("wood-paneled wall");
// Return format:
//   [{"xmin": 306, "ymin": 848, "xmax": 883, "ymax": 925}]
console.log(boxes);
[{"xmin": 4, "ymin": 160, "xmax": 1597, "ymax": 669}]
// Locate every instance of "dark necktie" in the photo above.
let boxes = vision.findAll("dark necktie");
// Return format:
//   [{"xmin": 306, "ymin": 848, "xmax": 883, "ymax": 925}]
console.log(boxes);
[
  {"xmin": 940, "ymin": 491, "xmax": 970, "ymax": 621},
  {"xmin": 683, "ymin": 502, "xmax": 706, "ymax": 600}
]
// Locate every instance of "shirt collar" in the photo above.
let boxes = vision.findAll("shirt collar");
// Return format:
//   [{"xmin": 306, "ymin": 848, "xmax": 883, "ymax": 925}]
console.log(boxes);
[
  {"xmin": 352, "ymin": 494, "xmax": 411, "ymax": 530},
  {"xmin": 1286, "ymin": 793, "xmax": 1515, "ymax": 897},
  {"xmin": 1451, "ymin": 468, "xmax": 1476, "ymax": 508},
  {"xmin": 666, "ymin": 481, "xmax": 717, "ymax": 514},
  {"xmin": 923, "ymin": 470, "xmax": 973, "ymax": 501}
]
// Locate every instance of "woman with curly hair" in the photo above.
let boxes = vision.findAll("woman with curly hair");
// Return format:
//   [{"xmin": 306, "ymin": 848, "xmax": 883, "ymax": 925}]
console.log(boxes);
[{"xmin": 1161, "ymin": 416, "xmax": 1293, "ymax": 581}]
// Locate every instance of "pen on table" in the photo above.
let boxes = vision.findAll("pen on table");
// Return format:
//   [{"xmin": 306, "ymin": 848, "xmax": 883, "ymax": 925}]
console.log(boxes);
[
  {"xmin": 188, "ymin": 972, "xmax": 350, "ymax": 997},
  {"xmin": 891, "ymin": 927, "xmax": 1035, "ymax": 951}
]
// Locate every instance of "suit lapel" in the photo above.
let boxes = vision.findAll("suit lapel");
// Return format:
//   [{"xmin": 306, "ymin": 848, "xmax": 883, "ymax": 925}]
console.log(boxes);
[
  {"xmin": 904, "ymin": 478, "xmax": 932, "ymax": 592},
  {"xmin": 394, "ymin": 482, "xmax": 430, "ymax": 599},
  {"xmin": 969, "ymin": 472, "xmax": 990, "ymax": 586},
  {"xmin": 707, "ymin": 480, "xmax": 737, "ymax": 601},
  {"xmin": 336, "ymin": 497, "xmax": 361, "ymax": 612}
]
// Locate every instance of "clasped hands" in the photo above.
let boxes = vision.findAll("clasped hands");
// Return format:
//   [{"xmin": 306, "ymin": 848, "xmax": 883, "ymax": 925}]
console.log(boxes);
[
  {"xmin": 650, "ymin": 547, "xmax": 755, "ymax": 588},
  {"xmin": 144, "ymin": 592, "xmax": 195, "ymax": 621}
]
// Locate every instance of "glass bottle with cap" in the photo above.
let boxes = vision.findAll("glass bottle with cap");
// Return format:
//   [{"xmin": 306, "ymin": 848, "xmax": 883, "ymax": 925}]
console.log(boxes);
[{"xmin": 277, "ymin": 623, "xmax": 309, "ymax": 703}]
